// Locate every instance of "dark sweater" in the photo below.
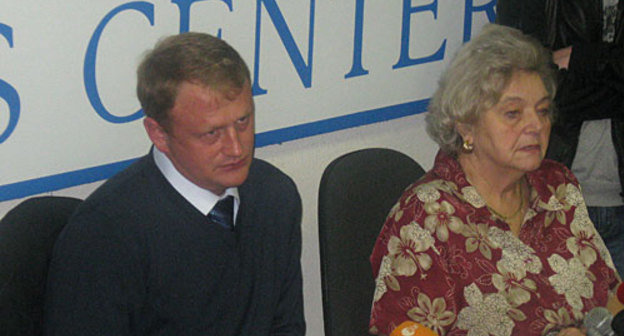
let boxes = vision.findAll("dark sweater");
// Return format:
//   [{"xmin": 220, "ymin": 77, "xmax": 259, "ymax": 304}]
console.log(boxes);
[{"xmin": 43, "ymin": 154, "xmax": 305, "ymax": 335}]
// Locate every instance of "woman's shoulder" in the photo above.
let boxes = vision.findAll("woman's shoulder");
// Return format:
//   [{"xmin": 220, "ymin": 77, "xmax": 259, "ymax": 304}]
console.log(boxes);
[
  {"xmin": 527, "ymin": 159, "xmax": 585, "ymax": 210},
  {"xmin": 531, "ymin": 158, "xmax": 580, "ymax": 187},
  {"xmin": 397, "ymin": 170, "xmax": 462, "ymax": 206}
]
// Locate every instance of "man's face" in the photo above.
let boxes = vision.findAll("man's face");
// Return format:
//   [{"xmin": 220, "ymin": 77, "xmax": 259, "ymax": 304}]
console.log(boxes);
[{"xmin": 145, "ymin": 81, "xmax": 255, "ymax": 195}]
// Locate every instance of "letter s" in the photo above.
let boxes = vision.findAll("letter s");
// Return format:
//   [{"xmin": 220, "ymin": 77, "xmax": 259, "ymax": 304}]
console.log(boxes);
[{"xmin": 0, "ymin": 23, "xmax": 20, "ymax": 144}]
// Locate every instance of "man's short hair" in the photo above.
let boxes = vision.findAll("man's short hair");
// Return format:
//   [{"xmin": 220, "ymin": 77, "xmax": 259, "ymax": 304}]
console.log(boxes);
[{"xmin": 136, "ymin": 32, "xmax": 251, "ymax": 129}]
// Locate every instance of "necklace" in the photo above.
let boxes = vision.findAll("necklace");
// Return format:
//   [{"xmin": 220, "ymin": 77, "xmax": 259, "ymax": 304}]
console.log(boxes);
[{"xmin": 486, "ymin": 183, "xmax": 525, "ymax": 221}]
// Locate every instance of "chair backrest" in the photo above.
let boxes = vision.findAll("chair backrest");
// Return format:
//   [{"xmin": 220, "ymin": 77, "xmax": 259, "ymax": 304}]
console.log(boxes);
[
  {"xmin": 0, "ymin": 196, "xmax": 82, "ymax": 336},
  {"xmin": 318, "ymin": 148, "xmax": 425, "ymax": 336}
]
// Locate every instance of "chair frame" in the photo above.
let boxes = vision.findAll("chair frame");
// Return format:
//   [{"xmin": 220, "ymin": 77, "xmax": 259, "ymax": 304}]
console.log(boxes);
[{"xmin": 318, "ymin": 148, "xmax": 425, "ymax": 336}]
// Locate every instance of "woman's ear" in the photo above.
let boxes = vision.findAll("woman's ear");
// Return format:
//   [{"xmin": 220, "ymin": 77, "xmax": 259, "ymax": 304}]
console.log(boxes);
[
  {"xmin": 456, "ymin": 122, "xmax": 475, "ymax": 152},
  {"xmin": 456, "ymin": 122, "xmax": 473, "ymax": 142}
]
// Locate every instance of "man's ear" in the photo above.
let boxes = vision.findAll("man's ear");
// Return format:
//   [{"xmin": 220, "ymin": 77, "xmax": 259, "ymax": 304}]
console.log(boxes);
[{"xmin": 143, "ymin": 117, "xmax": 170, "ymax": 154}]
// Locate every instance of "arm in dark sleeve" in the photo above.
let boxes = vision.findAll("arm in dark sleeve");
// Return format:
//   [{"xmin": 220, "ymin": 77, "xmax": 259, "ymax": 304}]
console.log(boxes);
[
  {"xmin": 270, "ymin": 186, "xmax": 305, "ymax": 336},
  {"xmin": 43, "ymin": 209, "xmax": 144, "ymax": 336},
  {"xmin": 496, "ymin": 0, "xmax": 548, "ymax": 44},
  {"xmin": 498, "ymin": 0, "xmax": 624, "ymax": 122},
  {"xmin": 556, "ymin": 41, "xmax": 624, "ymax": 123},
  {"xmin": 568, "ymin": 41, "xmax": 624, "ymax": 84},
  {"xmin": 495, "ymin": 0, "xmax": 522, "ymax": 27}
]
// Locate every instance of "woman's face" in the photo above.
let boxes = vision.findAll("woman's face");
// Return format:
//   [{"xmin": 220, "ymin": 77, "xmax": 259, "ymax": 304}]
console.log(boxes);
[{"xmin": 462, "ymin": 71, "xmax": 552, "ymax": 175}]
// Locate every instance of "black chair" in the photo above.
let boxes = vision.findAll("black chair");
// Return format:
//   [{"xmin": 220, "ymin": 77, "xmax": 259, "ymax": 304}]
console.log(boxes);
[
  {"xmin": 0, "ymin": 196, "xmax": 82, "ymax": 336},
  {"xmin": 318, "ymin": 148, "xmax": 426, "ymax": 336}
]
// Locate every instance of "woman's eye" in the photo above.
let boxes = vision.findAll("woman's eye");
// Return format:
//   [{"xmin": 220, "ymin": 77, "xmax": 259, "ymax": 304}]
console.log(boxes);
[
  {"xmin": 504, "ymin": 110, "xmax": 520, "ymax": 118},
  {"xmin": 537, "ymin": 107, "xmax": 550, "ymax": 116}
]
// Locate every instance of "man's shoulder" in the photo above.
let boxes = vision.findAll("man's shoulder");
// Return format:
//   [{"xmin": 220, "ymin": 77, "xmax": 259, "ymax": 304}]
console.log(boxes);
[
  {"xmin": 239, "ymin": 158, "xmax": 301, "ymax": 215},
  {"xmin": 245, "ymin": 158, "xmax": 298, "ymax": 194},
  {"xmin": 75, "ymin": 154, "xmax": 160, "ymax": 217}
]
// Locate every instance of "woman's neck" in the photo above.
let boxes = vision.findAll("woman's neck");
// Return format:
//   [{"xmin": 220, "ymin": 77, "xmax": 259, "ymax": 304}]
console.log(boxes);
[
  {"xmin": 458, "ymin": 153, "xmax": 528, "ymax": 235},
  {"xmin": 458, "ymin": 154, "xmax": 523, "ymax": 197}
]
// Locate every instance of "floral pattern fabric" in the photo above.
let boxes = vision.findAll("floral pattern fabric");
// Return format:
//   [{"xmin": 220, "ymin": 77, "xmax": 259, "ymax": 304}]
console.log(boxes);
[{"xmin": 369, "ymin": 151, "xmax": 619, "ymax": 336}]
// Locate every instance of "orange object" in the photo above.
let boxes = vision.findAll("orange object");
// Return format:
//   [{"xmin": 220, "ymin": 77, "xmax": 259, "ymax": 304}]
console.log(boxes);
[{"xmin": 389, "ymin": 321, "xmax": 438, "ymax": 336}]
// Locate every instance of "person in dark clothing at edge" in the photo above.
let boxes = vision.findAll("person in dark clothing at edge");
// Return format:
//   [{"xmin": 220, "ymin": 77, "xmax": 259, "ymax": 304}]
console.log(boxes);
[
  {"xmin": 43, "ymin": 32, "xmax": 306, "ymax": 335},
  {"xmin": 497, "ymin": 0, "xmax": 624, "ymax": 277}
]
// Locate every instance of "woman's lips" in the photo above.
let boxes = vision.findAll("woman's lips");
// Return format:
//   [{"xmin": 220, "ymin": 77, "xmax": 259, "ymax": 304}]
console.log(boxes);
[{"xmin": 519, "ymin": 144, "xmax": 541, "ymax": 152}]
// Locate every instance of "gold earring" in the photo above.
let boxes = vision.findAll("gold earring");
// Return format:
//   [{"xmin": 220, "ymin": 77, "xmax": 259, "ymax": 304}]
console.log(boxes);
[{"xmin": 462, "ymin": 140, "xmax": 474, "ymax": 152}]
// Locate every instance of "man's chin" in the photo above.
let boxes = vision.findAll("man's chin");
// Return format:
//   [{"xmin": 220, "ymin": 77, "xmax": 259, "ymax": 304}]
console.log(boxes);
[{"xmin": 222, "ymin": 170, "xmax": 251, "ymax": 188}]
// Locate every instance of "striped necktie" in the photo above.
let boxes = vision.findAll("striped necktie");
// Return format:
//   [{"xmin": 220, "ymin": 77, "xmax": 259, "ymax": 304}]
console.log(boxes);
[{"xmin": 207, "ymin": 196, "xmax": 234, "ymax": 230}]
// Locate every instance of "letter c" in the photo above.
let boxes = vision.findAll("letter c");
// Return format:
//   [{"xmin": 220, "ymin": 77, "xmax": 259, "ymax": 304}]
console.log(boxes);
[{"xmin": 84, "ymin": 2, "xmax": 154, "ymax": 123}]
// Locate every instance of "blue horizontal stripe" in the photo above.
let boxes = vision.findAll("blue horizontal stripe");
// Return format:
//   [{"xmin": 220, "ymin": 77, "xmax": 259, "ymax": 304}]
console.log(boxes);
[{"xmin": 0, "ymin": 99, "xmax": 429, "ymax": 202}]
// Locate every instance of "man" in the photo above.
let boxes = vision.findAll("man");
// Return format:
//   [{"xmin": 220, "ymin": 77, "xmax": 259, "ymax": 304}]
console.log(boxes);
[{"xmin": 43, "ymin": 33, "xmax": 305, "ymax": 335}]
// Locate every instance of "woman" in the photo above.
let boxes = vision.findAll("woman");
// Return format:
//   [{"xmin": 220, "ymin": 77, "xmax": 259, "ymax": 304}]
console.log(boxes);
[
  {"xmin": 496, "ymin": 0, "xmax": 624, "ymax": 277},
  {"xmin": 369, "ymin": 24, "xmax": 621, "ymax": 336}
]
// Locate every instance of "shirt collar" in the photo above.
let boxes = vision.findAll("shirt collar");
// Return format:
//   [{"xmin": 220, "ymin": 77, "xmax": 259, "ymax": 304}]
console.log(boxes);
[
  {"xmin": 152, "ymin": 147, "xmax": 240, "ymax": 220},
  {"xmin": 432, "ymin": 150, "xmax": 561, "ymax": 212}
]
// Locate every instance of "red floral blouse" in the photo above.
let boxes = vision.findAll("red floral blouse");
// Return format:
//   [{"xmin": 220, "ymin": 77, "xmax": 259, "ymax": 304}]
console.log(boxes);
[{"xmin": 369, "ymin": 151, "xmax": 619, "ymax": 336}]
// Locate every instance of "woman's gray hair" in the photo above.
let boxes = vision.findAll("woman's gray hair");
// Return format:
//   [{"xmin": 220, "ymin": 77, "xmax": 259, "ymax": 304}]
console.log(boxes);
[{"xmin": 425, "ymin": 23, "xmax": 557, "ymax": 157}]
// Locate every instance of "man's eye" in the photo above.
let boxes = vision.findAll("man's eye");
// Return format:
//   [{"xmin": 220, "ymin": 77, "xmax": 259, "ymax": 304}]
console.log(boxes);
[
  {"xmin": 201, "ymin": 129, "xmax": 219, "ymax": 140},
  {"xmin": 235, "ymin": 116, "xmax": 251, "ymax": 131}
]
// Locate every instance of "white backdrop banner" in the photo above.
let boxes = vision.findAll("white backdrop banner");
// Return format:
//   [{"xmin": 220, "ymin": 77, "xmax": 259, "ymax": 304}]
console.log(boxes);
[{"xmin": 0, "ymin": 0, "xmax": 494, "ymax": 201}]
